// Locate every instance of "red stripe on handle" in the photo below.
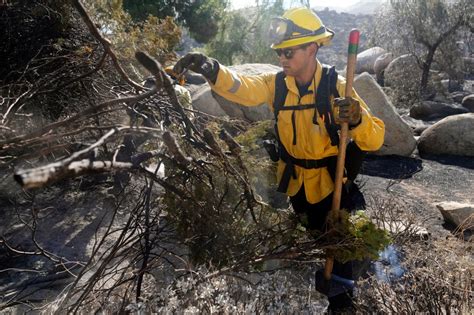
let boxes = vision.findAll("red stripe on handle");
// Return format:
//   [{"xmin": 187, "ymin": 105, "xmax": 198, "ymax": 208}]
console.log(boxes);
[{"xmin": 349, "ymin": 29, "xmax": 360, "ymax": 45}]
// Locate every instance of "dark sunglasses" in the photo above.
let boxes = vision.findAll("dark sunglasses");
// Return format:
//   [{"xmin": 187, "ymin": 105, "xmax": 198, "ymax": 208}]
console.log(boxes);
[{"xmin": 275, "ymin": 44, "xmax": 310, "ymax": 59}]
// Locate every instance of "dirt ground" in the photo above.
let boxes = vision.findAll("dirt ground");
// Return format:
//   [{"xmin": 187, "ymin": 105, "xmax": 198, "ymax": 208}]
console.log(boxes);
[{"xmin": 359, "ymin": 153, "xmax": 474, "ymax": 238}]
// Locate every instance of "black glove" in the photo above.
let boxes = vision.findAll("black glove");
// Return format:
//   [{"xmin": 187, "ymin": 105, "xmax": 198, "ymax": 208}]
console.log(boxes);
[
  {"xmin": 173, "ymin": 52, "xmax": 220, "ymax": 84},
  {"xmin": 334, "ymin": 97, "xmax": 362, "ymax": 127}
]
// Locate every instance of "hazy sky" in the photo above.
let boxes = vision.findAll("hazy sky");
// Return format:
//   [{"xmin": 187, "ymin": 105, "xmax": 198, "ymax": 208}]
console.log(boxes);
[{"xmin": 231, "ymin": 0, "xmax": 362, "ymax": 10}]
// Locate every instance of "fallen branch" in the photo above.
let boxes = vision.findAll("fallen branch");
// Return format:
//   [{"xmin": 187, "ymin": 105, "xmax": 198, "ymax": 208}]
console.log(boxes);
[{"xmin": 14, "ymin": 159, "xmax": 136, "ymax": 189}]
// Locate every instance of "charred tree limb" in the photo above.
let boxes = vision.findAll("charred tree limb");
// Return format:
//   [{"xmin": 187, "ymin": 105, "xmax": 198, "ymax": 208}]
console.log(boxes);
[
  {"xmin": 14, "ymin": 159, "xmax": 137, "ymax": 189},
  {"xmin": 13, "ymin": 144, "xmax": 166, "ymax": 189}
]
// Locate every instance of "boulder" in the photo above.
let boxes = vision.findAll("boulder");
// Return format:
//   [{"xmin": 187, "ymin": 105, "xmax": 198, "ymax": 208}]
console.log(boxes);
[
  {"xmin": 418, "ymin": 113, "xmax": 474, "ymax": 156},
  {"xmin": 440, "ymin": 79, "xmax": 463, "ymax": 93},
  {"xmin": 410, "ymin": 101, "xmax": 469, "ymax": 120},
  {"xmin": 436, "ymin": 201, "xmax": 474, "ymax": 231},
  {"xmin": 191, "ymin": 84, "xmax": 227, "ymax": 117},
  {"xmin": 400, "ymin": 115, "xmax": 433, "ymax": 136},
  {"xmin": 463, "ymin": 80, "xmax": 474, "ymax": 93},
  {"xmin": 354, "ymin": 72, "xmax": 416, "ymax": 156},
  {"xmin": 451, "ymin": 91, "xmax": 470, "ymax": 103},
  {"xmin": 355, "ymin": 47, "xmax": 386, "ymax": 74},
  {"xmin": 191, "ymin": 64, "xmax": 280, "ymax": 122},
  {"xmin": 432, "ymin": 92, "xmax": 452, "ymax": 103},
  {"xmin": 384, "ymin": 54, "xmax": 421, "ymax": 89},
  {"xmin": 461, "ymin": 94, "xmax": 474, "ymax": 112},
  {"xmin": 374, "ymin": 52, "xmax": 393, "ymax": 84}
]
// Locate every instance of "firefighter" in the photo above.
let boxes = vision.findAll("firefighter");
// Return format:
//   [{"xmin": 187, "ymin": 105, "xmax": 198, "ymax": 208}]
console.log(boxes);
[{"xmin": 174, "ymin": 7, "xmax": 385, "ymax": 310}]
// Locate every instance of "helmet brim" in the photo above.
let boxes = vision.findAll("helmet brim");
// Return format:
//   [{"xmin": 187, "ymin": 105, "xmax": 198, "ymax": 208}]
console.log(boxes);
[{"xmin": 271, "ymin": 29, "xmax": 334, "ymax": 49}]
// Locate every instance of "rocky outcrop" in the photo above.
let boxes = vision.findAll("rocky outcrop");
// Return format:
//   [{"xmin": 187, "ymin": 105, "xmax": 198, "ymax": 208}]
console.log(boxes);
[
  {"xmin": 418, "ymin": 113, "xmax": 474, "ymax": 156},
  {"xmin": 451, "ymin": 91, "xmax": 471, "ymax": 103},
  {"xmin": 464, "ymin": 80, "xmax": 474, "ymax": 93},
  {"xmin": 400, "ymin": 115, "xmax": 433, "ymax": 136},
  {"xmin": 189, "ymin": 64, "xmax": 280, "ymax": 121},
  {"xmin": 355, "ymin": 47, "xmax": 386, "ymax": 74},
  {"xmin": 462, "ymin": 94, "xmax": 474, "ymax": 112},
  {"xmin": 440, "ymin": 79, "xmax": 463, "ymax": 93},
  {"xmin": 384, "ymin": 54, "xmax": 421, "ymax": 88},
  {"xmin": 374, "ymin": 52, "xmax": 393, "ymax": 84},
  {"xmin": 191, "ymin": 84, "xmax": 227, "ymax": 117},
  {"xmin": 436, "ymin": 201, "xmax": 474, "ymax": 231},
  {"xmin": 354, "ymin": 72, "xmax": 416, "ymax": 156},
  {"xmin": 410, "ymin": 101, "xmax": 469, "ymax": 121}
]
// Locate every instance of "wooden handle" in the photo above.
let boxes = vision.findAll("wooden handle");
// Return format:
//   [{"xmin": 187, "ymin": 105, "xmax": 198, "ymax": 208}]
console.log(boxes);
[
  {"xmin": 324, "ymin": 29, "xmax": 360, "ymax": 281},
  {"xmin": 331, "ymin": 29, "xmax": 360, "ymax": 213}
]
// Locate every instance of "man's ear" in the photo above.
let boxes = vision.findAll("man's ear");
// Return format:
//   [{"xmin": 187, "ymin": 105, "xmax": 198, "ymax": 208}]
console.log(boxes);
[{"xmin": 308, "ymin": 42, "xmax": 319, "ymax": 57}]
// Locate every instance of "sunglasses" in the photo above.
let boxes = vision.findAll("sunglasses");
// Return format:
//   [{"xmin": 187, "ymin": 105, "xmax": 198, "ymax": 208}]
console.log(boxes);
[{"xmin": 275, "ymin": 44, "xmax": 310, "ymax": 59}]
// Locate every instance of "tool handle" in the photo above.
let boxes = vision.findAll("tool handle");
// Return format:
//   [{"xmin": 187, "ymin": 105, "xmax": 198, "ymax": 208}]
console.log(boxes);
[
  {"xmin": 344, "ymin": 29, "xmax": 360, "ymax": 98},
  {"xmin": 324, "ymin": 29, "xmax": 360, "ymax": 281}
]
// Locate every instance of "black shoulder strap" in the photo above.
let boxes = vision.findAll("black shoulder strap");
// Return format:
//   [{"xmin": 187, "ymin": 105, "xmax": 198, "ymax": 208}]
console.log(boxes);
[
  {"xmin": 273, "ymin": 71, "xmax": 288, "ymax": 120},
  {"xmin": 317, "ymin": 65, "xmax": 340, "ymax": 146}
]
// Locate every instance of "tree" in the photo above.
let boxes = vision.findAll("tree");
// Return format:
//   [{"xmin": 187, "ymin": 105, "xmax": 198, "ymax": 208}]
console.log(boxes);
[
  {"xmin": 205, "ymin": 0, "xmax": 284, "ymax": 65},
  {"xmin": 83, "ymin": 0, "xmax": 182, "ymax": 78},
  {"xmin": 122, "ymin": 0, "xmax": 228, "ymax": 43},
  {"xmin": 371, "ymin": 0, "xmax": 473, "ymax": 96}
]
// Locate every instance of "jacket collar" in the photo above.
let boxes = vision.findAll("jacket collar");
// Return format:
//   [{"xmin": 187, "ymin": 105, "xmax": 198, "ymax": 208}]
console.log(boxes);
[{"xmin": 284, "ymin": 59, "xmax": 323, "ymax": 96}]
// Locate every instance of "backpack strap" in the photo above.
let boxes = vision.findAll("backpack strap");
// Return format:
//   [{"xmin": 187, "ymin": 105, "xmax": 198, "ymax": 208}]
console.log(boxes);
[
  {"xmin": 317, "ymin": 65, "xmax": 340, "ymax": 147},
  {"xmin": 273, "ymin": 70, "xmax": 287, "ymax": 120}
]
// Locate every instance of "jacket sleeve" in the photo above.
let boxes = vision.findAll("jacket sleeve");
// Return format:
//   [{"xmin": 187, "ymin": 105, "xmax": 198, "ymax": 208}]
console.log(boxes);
[
  {"xmin": 336, "ymin": 79, "xmax": 385, "ymax": 152},
  {"xmin": 209, "ymin": 65, "xmax": 275, "ymax": 108}
]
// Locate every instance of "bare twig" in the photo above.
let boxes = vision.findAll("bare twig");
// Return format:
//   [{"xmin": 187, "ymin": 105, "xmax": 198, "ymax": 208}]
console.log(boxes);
[{"xmin": 71, "ymin": 0, "xmax": 143, "ymax": 91}]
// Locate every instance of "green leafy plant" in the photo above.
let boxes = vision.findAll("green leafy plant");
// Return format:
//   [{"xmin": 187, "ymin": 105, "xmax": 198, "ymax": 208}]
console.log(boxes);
[{"xmin": 324, "ymin": 210, "xmax": 392, "ymax": 263}]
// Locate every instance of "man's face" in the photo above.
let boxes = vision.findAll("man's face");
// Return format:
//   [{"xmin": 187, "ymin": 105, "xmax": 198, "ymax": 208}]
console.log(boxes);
[{"xmin": 276, "ymin": 43, "xmax": 317, "ymax": 77}]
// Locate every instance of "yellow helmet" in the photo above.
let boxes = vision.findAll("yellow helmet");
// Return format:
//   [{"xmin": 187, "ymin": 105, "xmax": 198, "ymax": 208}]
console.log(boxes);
[{"xmin": 269, "ymin": 7, "xmax": 334, "ymax": 49}]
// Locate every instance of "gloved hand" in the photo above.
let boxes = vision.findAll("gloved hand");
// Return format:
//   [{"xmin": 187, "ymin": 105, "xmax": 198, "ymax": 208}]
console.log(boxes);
[
  {"xmin": 333, "ymin": 97, "xmax": 362, "ymax": 127},
  {"xmin": 173, "ymin": 52, "xmax": 220, "ymax": 84}
]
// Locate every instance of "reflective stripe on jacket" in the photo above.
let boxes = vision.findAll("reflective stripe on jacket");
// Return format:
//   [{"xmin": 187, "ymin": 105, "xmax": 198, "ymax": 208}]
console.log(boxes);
[{"xmin": 210, "ymin": 60, "xmax": 385, "ymax": 204}]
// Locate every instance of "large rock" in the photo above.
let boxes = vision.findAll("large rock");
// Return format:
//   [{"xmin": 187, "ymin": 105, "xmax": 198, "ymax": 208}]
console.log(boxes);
[
  {"xmin": 451, "ymin": 91, "xmax": 471, "ymax": 103},
  {"xmin": 355, "ymin": 47, "xmax": 386, "ymax": 74},
  {"xmin": 418, "ymin": 113, "xmax": 474, "ymax": 156},
  {"xmin": 410, "ymin": 101, "xmax": 469, "ymax": 121},
  {"xmin": 354, "ymin": 72, "xmax": 416, "ymax": 156},
  {"xmin": 400, "ymin": 114, "xmax": 433, "ymax": 136},
  {"xmin": 191, "ymin": 84, "xmax": 227, "ymax": 117},
  {"xmin": 436, "ymin": 201, "xmax": 474, "ymax": 231},
  {"xmin": 461, "ymin": 94, "xmax": 474, "ymax": 112},
  {"xmin": 374, "ymin": 52, "xmax": 393, "ymax": 84},
  {"xmin": 215, "ymin": 64, "xmax": 279, "ymax": 121},
  {"xmin": 463, "ymin": 80, "xmax": 474, "ymax": 93},
  {"xmin": 384, "ymin": 54, "xmax": 421, "ymax": 89},
  {"xmin": 440, "ymin": 79, "xmax": 463, "ymax": 93},
  {"xmin": 191, "ymin": 64, "xmax": 280, "ymax": 122}
]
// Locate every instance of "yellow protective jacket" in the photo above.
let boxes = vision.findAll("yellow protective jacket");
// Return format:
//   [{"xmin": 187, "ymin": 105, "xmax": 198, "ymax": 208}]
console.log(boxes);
[{"xmin": 209, "ymin": 60, "xmax": 385, "ymax": 204}]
